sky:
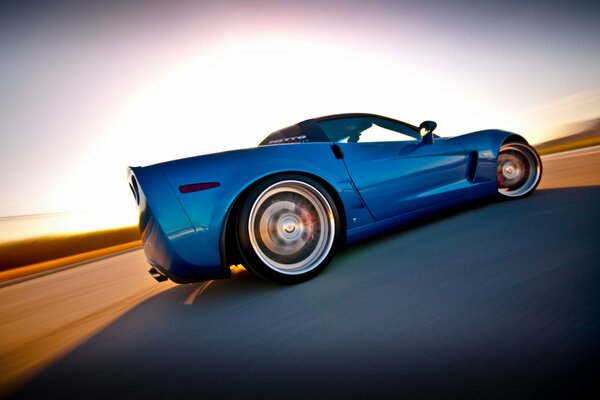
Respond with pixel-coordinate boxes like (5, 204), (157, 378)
(1, 0), (599, 241)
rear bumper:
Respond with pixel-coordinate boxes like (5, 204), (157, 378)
(128, 167), (230, 283)
(141, 205), (230, 283)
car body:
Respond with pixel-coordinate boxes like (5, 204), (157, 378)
(128, 113), (542, 284)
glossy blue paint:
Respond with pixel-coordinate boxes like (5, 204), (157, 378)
(338, 138), (470, 220)
(127, 114), (527, 283)
(128, 165), (224, 282)
(452, 129), (520, 199)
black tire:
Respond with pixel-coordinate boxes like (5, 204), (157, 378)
(237, 174), (341, 284)
(497, 142), (542, 198)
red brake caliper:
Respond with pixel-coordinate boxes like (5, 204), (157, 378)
(297, 204), (314, 241)
(497, 162), (504, 187)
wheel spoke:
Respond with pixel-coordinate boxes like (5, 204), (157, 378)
(248, 180), (335, 275)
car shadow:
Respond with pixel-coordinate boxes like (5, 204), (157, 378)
(10, 186), (600, 399)
(326, 185), (599, 273)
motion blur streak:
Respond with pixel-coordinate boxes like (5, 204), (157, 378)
(538, 146), (600, 189)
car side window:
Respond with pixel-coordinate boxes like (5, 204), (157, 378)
(351, 122), (417, 143)
(319, 117), (419, 144)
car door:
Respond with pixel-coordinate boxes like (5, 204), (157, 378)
(319, 116), (471, 221)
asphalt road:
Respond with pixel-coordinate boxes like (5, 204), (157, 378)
(2, 147), (600, 399)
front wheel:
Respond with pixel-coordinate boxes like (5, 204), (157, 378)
(238, 176), (340, 284)
(497, 142), (542, 198)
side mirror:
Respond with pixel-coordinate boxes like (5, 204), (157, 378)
(419, 120), (437, 145)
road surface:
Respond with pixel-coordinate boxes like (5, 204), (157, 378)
(1, 147), (599, 399)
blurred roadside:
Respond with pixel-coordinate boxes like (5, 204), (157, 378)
(0, 227), (140, 283)
(534, 117), (600, 155)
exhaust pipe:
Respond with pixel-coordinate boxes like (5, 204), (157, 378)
(148, 267), (168, 282)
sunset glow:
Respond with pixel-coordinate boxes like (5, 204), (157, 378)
(1, 0), (599, 241)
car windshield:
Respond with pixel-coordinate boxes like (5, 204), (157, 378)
(318, 116), (420, 143)
(258, 114), (422, 146)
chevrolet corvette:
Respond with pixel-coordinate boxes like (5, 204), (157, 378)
(128, 113), (542, 284)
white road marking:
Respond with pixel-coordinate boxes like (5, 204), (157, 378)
(183, 280), (213, 306)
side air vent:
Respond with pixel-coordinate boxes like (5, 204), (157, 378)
(468, 151), (478, 183)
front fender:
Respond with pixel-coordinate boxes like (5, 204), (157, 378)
(451, 129), (526, 198)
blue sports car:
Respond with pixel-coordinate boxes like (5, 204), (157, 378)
(128, 113), (542, 284)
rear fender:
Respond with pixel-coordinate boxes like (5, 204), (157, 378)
(159, 143), (374, 263)
(129, 166), (226, 280)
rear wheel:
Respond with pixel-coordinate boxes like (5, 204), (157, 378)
(497, 142), (542, 198)
(238, 175), (340, 284)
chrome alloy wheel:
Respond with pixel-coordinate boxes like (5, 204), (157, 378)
(497, 143), (542, 197)
(247, 180), (335, 275)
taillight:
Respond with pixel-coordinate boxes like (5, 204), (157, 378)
(179, 182), (221, 193)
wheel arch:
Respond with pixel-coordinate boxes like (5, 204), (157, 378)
(501, 133), (529, 147)
(496, 135), (543, 199)
(220, 171), (347, 270)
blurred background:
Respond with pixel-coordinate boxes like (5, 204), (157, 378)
(1, 0), (599, 253)
(2, 2), (600, 397)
